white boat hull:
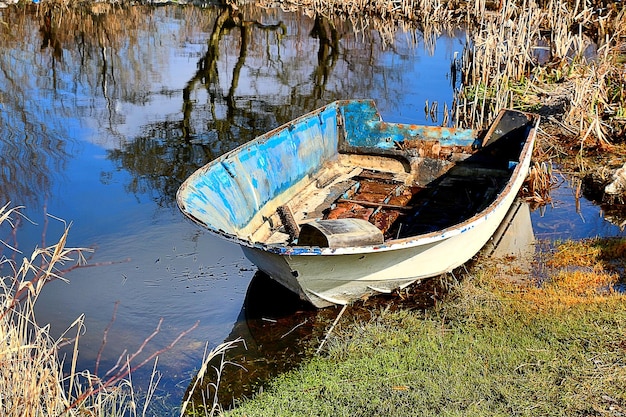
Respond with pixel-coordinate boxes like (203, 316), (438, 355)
(241, 156), (528, 308)
(177, 100), (539, 308)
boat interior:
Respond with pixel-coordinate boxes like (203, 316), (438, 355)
(259, 118), (530, 247)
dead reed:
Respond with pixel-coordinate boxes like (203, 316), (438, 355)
(259, 0), (626, 146)
(522, 160), (558, 206)
(2, 204), (88, 415)
(179, 339), (244, 417)
(448, 0), (626, 145)
(0, 203), (208, 416)
(0, 204), (137, 416)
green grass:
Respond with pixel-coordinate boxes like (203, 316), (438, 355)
(226, 263), (626, 417)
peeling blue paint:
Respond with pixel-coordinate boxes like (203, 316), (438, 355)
(177, 100), (535, 252)
(178, 102), (341, 234)
(339, 100), (477, 150)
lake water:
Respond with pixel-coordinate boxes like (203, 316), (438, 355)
(1, 3), (624, 413)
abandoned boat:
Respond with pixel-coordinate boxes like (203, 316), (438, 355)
(177, 99), (540, 308)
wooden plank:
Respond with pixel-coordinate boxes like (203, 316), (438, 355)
(337, 198), (413, 210)
(356, 170), (398, 182)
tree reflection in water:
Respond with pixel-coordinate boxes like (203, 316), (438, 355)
(0, 3), (458, 209)
(106, 4), (435, 207)
(0, 6), (71, 207)
(111, 5), (347, 206)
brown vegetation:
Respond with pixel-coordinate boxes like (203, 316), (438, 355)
(261, 0), (626, 146)
(0, 204), (203, 416)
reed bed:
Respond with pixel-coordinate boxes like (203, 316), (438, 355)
(438, 0), (624, 146)
(258, 0), (626, 147)
(455, 0), (539, 127)
(258, 0), (462, 47)
(0, 203), (138, 416)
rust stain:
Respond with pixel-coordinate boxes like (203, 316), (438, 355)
(324, 171), (420, 236)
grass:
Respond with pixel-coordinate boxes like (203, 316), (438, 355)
(225, 238), (626, 416)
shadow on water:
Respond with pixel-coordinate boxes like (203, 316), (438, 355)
(191, 272), (330, 409)
(190, 269), (450, 410)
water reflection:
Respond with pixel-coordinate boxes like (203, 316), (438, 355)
(0, 6), (72, 206)
(193, 272), (331, 409)
(533, 177), (626, 240)
(487, 199), (536, 259)
(105, 4), (462, 206)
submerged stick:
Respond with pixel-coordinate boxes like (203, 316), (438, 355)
(316, 304), (348, 355)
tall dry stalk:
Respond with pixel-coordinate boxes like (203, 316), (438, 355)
(0, 204), (90, 416)
(456, 0), (542, 127)
(179, 338), (244, 417)
(0, 204), (179, 416)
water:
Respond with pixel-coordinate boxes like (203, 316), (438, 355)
(0, 3), (624, 413)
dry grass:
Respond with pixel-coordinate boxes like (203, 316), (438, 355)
(0, 203), (237, 416)
(489, 237), (626, 312)
(0, 203), (137, 416)
(547, 237), (626, 268)
(179, 339), (243, 417)
(494, 267), (620, 311)
(521, 161), (558, 206)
